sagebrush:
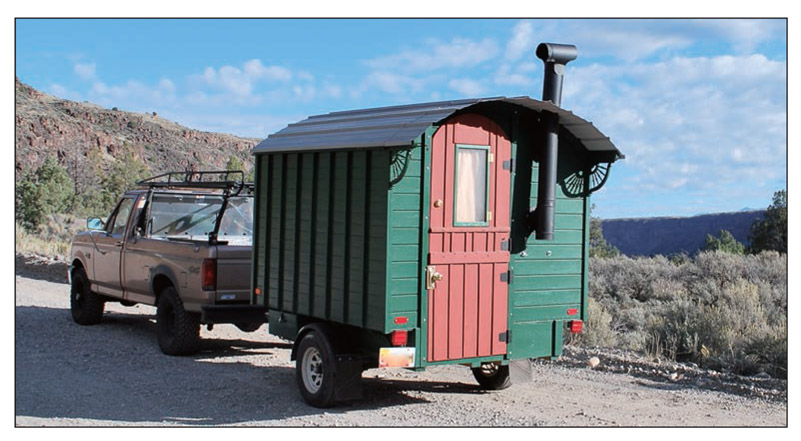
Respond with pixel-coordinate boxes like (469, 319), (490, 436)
(577, 251), (787, 378)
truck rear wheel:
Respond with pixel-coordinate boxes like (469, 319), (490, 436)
(156, 286), (201, 355)
(472, 363), (512, 390)
(296, 331), (337, 408)
(70, 268), (105, 325)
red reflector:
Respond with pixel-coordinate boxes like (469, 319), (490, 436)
(569, 320), (583, 334)
(390, 330), (408, 346)
(567, 308), (578, 316)
(254, 288), (262, 295)
(202, 258), (217, 291)
(393, 316), (408, 325)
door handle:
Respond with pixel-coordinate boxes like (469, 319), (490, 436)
(426, 265), (443, 290)
(115, 241), (124, 247)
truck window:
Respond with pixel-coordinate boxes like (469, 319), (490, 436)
(147, 193), (253, 245)
(218, 196), (253, 245)
(108, 198), (135, 236)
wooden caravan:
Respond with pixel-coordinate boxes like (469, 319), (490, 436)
(250, 43), (623, 407)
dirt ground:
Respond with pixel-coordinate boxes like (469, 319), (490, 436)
(14, 258), (787, 427)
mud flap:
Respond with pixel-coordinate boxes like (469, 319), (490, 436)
(509, 359), (533, 384)
(333, 355), (364, 401)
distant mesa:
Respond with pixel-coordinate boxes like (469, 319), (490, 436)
(601, 210), (766, 256)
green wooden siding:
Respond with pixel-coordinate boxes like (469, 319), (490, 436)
(508, 145), (589, 360)
(385, 146), (423, 331)
(253, 149), (390, 339)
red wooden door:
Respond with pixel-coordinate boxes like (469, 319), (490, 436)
(427, 113), (512, 362)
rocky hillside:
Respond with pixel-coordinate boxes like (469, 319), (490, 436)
(15, 77), (260, 180)
(601, 210), (766, 256)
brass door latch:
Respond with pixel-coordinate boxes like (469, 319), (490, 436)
(426, 265), (443, 290)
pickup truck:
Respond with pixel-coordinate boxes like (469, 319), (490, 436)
(68, 171), (266, 355)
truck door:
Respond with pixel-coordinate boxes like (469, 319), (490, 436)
(92, 196), (136, 298)
(426, 113), (512, 362)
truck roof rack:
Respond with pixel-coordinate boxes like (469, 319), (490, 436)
(137, 171), (253, 192)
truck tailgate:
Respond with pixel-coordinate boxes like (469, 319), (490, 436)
(215, 245), (252, 302)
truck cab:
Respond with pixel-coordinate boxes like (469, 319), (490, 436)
(69, 171), (265, 355)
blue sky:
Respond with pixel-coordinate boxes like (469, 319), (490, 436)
(14, 18), (787, 219)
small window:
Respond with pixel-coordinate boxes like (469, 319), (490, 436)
(109, 198), (135, 236)
(454, 145), (489, 225)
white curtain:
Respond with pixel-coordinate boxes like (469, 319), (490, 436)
(455, 148), (487, 223)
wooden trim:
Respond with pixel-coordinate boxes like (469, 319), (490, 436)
(429, 251), (510, 264)
(429, 226), (510, 234)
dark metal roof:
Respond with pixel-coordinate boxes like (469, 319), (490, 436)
(253, 96), (622, 160)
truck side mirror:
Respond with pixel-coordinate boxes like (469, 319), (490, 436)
(87, 218), (104, 230)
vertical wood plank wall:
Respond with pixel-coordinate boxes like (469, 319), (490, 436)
(385, 146), (424, 332)
(254, 150), (390, 334)
(508, 146), (588, 359)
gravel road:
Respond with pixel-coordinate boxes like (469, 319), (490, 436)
(14, 256), (787, 427)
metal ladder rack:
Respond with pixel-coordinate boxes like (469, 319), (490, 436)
(137, 170), (251, 191)
(136, 170), (253, 244)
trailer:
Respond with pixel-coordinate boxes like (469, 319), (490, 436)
(250, 43), (623, 407)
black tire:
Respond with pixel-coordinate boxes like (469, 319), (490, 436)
(234, 322), (262, 333)
(295, 331), (337, 408)
(70, 268), (105, 325)
(156, 286), (201, 355)
(472, 363), (512, 390)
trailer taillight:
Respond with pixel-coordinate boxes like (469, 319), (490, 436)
(202, 258), (217, 291)
(390, 330), (408, 347)
(569, 320), (583, 334)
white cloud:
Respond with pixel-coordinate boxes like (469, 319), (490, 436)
(697, 19), (786, 54)
(358, 71), (427, 96)
(88, 78), (177, 109)
(365, 37), (499, 73)
(48, 83), (82, 101)
(505, 20), (535, 61)
(566, 53), (786, 212)
(74, 62), (96, 80)
(448, 78), (486, 96)
(197, 59), (293, 100)
(242, 59), (292, 81)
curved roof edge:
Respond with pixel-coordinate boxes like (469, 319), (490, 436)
(252, 96), (623, 161)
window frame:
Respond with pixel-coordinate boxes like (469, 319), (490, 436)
(452, 143), (491, 227)
(106, 197), (135, 236)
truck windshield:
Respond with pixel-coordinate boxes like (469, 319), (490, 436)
(148, 193), (253, 245)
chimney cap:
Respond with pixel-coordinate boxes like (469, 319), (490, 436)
(536, 43), (578, 65)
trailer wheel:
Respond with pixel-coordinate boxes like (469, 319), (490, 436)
(472, 363), (512, 390)
(70, 268), (105, 325)
(156, 286), (201, 355)
(296, 331), (337, 408)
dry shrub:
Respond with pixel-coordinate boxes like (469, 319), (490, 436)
(14, 214), (82, 259)
(585, 251), (787, 378)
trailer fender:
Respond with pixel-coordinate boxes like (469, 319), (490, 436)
(290, 322), (337, 361)
(292, 322), (365, 403)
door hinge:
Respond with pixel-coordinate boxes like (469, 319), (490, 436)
(488, 152), (494, 163)
(487, 211), (492, 222)
(500, 269), (513, 284)
(502, 158), (515, 172)
(499, 330), (511, 343)
(500, 239), (510, 251)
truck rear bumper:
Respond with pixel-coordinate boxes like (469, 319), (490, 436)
(200, 304), (268, 324)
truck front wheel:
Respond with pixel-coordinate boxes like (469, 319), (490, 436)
(70, 268), (105, 325)
(472, 363), (512, 390)
(296, 331), (337, 408)
(156, 286), (201, 355)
